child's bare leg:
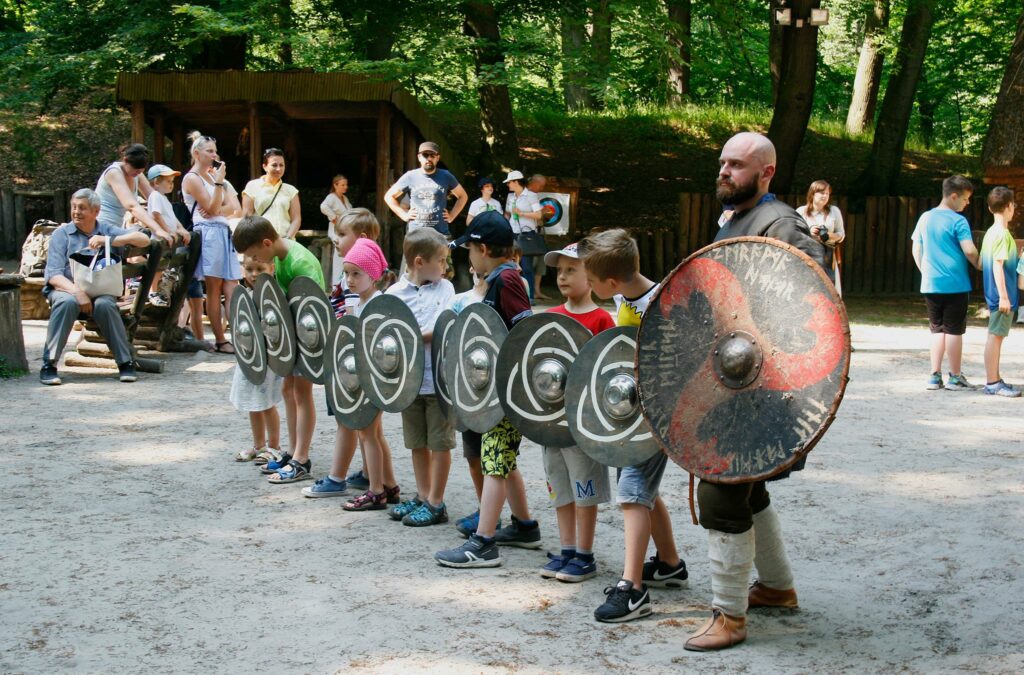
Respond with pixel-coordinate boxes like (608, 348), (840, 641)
(263, 405), (280, 449)
(290, 376), (315, 463)
(556, 503), (577, 548)
(282, 377), (297, 455)
(985, 333), (1005, 382)
(622, 504), (652, 587)
(150, 270), (163, 295)
(477, 475), (507, 537)
(411, 447), (430, 498)
(205, 277), (228, 343)
(248, 411), (266, 449)
(189, 297), (205, 339)
(376, 422), (396, 486)
(427, 450), (451, 507)
(468, 457), (484, 500)
(361, 413), (385, 493)
(577, 504), (598, 553)
(331, 424), (358, 478)
(650, 496), (681, 565)
(946, 334), (964, 374)
(505, 468), (532, 521)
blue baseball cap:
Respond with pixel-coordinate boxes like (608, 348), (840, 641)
(450, 210), (515, 249)
(146, 164), (180, 181)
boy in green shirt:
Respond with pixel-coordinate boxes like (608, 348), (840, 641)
(233, 216), (327, 480)
(980, 187), (1021, 397)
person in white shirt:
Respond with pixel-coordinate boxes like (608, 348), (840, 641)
(503, 170), (545, 300)
(321, 174), (353, 287)
(467, 177), (503, 224)
(795, 180), (845, 291)
(145, 164), (191, 306)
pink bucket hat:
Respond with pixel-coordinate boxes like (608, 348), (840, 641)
(345, 238), (388, 281)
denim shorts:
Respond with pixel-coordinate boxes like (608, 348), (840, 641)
(187, 278), (204, 299)
(616, 451), (668, 510)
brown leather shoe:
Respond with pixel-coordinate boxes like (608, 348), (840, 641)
(684, 609), (747, 652)
(748, 581), (798, 608)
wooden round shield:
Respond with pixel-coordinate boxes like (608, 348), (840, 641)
(432, 309), (466, 432)
(637, 236), (851, 484)
(287, 276), (331, 384)
(255, 273), (297, 377)
(445, 303), (508, 434)
(497, 313), (592, 447)
(565, 326), (660, 468)
(355, 294), (425, 413)
(228, 286), (267, 385)
(324, 314), (379, 430)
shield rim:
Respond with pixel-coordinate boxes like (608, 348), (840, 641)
(287, 276), (332, 385)
(636, 235), (852, 484)
(354, 294), (425, 413)
(445, 303), (508, 434)
(324, 313), (380, 430)
(431, 309), (465, 432)
(255, 273), (297, 377)
(229, 286), (268, 385)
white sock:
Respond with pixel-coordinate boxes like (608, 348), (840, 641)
(752, 505), (794, 590)
(708, 528), (754, 617)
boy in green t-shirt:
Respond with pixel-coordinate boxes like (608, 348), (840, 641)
(233, 216), (327, 480)
(980, 187), (1021, 397)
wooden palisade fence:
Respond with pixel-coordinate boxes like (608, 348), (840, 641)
(0, 188), (70, 258)
(629, 193), (994, 296)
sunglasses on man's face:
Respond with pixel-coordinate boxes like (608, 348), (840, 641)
(420, 152), (439, 159)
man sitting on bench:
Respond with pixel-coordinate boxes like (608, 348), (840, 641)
(40, 188), (150, 385)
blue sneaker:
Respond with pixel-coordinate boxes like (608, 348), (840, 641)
(346, 469), (369, 490)
(435, 534), (501, 568)
(540, 552), (572, 579)
(984, 380), (1021, 397)
(945, 373), (977, 391)
(556, 557), (598, 583)
(403, 502), (449, 527)
(925, 372), (943, 390)
(260, 452), (292, 474)
(456, 510), (502, 538)
(302, 476), (348, 498)
(388, 496), (423, 521)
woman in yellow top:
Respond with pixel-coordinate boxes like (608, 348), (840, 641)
(242, 148), (301, 238)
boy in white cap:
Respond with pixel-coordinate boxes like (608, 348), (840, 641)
(145, 164), (190, 305)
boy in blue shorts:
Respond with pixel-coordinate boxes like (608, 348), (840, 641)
(579, 229), (688, 622)
(980, 187), (1021, 397)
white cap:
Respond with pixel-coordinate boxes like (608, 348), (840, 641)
(502, 170), (525, 183)
(543, 242), (581, 267)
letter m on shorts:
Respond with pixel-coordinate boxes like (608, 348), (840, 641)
(575, 480), (595, 499)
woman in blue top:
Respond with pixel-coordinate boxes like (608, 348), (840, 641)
(94, 143), (174, 245)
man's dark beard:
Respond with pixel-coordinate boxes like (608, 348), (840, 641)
(716, 174), (760, 206)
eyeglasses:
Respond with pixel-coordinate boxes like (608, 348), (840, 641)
(419, 152), (439, 158)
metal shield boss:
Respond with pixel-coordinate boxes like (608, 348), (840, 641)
(229, 286), (267, 385)
(324, 314), (379, 430)
(255, 273), (297, 378)
(355, 294), (425, 413)
(287, 276), (332, 384)
(431, 309), (466, 432)
(496, 313), (591, 447)
(564, 326), (660, 467)
(637, 236), (851, 484)
(445, 303), (508, 434)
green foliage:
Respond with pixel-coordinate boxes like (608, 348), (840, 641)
(0, 354), (26, 379)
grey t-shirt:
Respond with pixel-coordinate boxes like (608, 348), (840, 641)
(393, 168), (460, 235)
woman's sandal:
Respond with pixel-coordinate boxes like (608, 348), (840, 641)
(343, 490), (388, 511)
(267, 459), (311, 484)
(214, 341), (235, 354)
(235, 446), (262, 462)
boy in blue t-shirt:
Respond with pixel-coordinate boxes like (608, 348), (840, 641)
(910, 175), (981, 391)
(979, 187), (1021, 397)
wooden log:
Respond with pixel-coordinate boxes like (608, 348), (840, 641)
(895, 197), (910, 294)
(652, 228), (665, 281)
(64, 352), (117, 370)
(678, 193), (690, 256)
(863, 196), (878, 294)
(375, 102), (392, 228)
(77, 339), (114, 358)
(0, 282), (28, 373)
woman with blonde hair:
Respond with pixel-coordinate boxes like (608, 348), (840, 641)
(796, 180), (845, 293)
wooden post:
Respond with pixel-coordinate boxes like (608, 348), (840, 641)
(249, 102), (262, 181)
(0, 275), (29, 373)
(13, 194), (25, 253)
(405, 121), (418, 171)
(52, 190), (68, 224)
(172, 123), (184, 172)
(0, 188), (14, 256)
(153, 113), (166, 164)
(390, 113), (404, 187)
(376, 103), (393, 229)
(131, 100), (145, 145)
(284, 122), (298, 184)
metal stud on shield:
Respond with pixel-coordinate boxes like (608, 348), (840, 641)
(636, 236), (851, 484)
(445, 303), (508, 434)
(228, 286), (267, 385)
(287, 276), (331, 384)
(324, 314), (379, 430)
(496, 313), (591, 447)
(564, 326), (660, 467)
(354, 294), (425, 413)
(255, 273), (297, 377)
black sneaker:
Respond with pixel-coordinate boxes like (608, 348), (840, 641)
(493, 515), (542, 549)
(435, 534), (502, 568)
(118, 362), (138, 383)
(39, 363), (61, 386)
(642, 553), (689, 589)
(594, 579), (652, 623)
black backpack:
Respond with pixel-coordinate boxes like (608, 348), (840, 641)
(173, 170), (198, 231)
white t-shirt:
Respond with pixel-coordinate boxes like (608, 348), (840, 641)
(386, 275), (456, 395)
(352, 290), (382, 318)
(505, 189), (542, 234)
(147, 190), (182, 235)
(796, 204), (845, 239)
(468, 197), (502, 219)
(613, 283), (659, 327)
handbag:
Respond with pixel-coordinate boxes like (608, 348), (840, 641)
(517, 230), (548, 256)
(70, 238), (124, 298)
(173, 171), (199, 231)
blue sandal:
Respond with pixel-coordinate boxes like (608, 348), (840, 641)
(267, 459), (311, 484)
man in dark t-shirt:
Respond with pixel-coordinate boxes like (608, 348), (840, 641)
(385, 141), (468, 237)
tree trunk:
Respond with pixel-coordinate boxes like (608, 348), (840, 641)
(190, 35), (247, 70)
(767, 0), (821, 194)
(590, 0), (613, 109)
(666, 0), (692, 105)
(561, 8), (595, 110)
(982, 9), (1024, 168)
(857, 0), (936, 195)
(917, 73), (938, 149)
(278, 0), (293, 66)
(464, 1), (520, 173)
(769, 4), (785, 104)
(845, 0), (890, 134)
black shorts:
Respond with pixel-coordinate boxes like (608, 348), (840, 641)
(924, 292), (969, 335)
(697, 480), (771, 533)
(461, 430), (482, 460)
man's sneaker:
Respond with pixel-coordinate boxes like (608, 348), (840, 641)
(493, 515), (542, 549)
(926, 372), (943, 390)
(642, 554), (689, 589)
(456, 510), (480, 538)
(39, 363), (61, 386)
(435, 534), (501, 568)
(388, 496), (422, 521)
(301, 476), (348, 498)
(403, 502), (449, 527)
(540, 552), (572, 579)
(945, 373), (976, 391)
(118, 362), (138, 383)
(984, 380), (1022, 398)
(346, 469), (369, 490)
(594, 579), (652, 623)
(556, 557), (598, 583)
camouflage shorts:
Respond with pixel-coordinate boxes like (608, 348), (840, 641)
(480, 417), (522, 478)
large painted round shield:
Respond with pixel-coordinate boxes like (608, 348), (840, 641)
(445, 303), (508, 434)
(637, 236), (851, 484)
(287, 276), (331, 384)
(228, 286), (267, 385)
(565, 326), (660, 468)
(324, 314), (379, 430)
(255, 273), (297, 377)
(432, 309), (465, 432)
(497, 313), (592, 447)
(355, 294), (425, 413)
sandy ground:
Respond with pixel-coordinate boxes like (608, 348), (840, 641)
(3, 315), (1024, 674)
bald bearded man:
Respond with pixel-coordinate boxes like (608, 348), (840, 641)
(684, 133), (826, 652)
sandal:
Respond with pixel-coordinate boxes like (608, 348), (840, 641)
(235, 446), (262, 462)
(385, 484), (402, 505)
(260, 452), (292, 474)
(267, 459), (312, 484)
(253, 447), (283, 466)
(214, 341), (235, 354)
(343, 490), (388, 511)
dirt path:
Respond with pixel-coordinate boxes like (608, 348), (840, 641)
(3, 319), (1023, 673)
